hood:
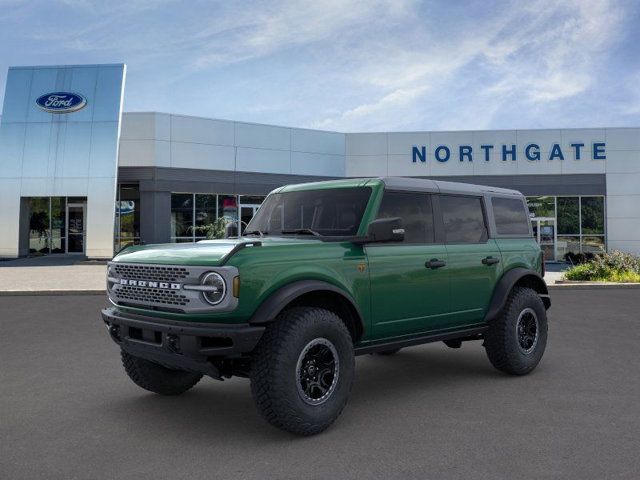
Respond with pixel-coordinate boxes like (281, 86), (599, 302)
(112, 236), (321, 266)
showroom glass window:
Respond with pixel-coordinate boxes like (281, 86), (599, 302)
(526, 195), (606, 257)
(170, 193), (266, 242)
(114, 184), (140, 252)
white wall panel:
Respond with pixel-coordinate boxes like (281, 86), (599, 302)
(291, 152), (343, 176)
(606, 128), (640, 151)
(605, 195), (640, 219)
(387, 132), (429, 155)
(345, 154), (387, 177)
(236, 147), (290, 174)
(21, 122), (54, 178)
(345, 133), (387, 156)
(388, 153), (430, 177)
(0, 179), (20, 257)
(120, 113), (157, 140)
(0, 123), (26, 177)
(235, 122), (290, 150)
(61, 122), (92, 178)
(170, 142), (235, 170)
(604, 150), (640, 173)
(171, 115), (234, 145)
(560, 128), (606, 154)
(291, 128), (344, 155)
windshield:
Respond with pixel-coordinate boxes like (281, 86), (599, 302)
(245, 187), (372, 237)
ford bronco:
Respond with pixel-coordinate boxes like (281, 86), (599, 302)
(102, 177), (550, 435)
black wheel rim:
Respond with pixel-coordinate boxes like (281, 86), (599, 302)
(295, 338), (339, 405)
(516, 307), (539, 355)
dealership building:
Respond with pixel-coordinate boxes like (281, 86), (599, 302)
(1, 63), (639, 260)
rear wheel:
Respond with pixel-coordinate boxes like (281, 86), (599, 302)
(484, 287), (548, 375)
(121, 351), (202, 395)
(250, 307), (354, 435)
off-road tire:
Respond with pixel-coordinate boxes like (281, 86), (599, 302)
(250, 307), (355, 436)
(121, 351), (202, 395)
(376, 348), (402, 356)
(484, 286), (548, 375)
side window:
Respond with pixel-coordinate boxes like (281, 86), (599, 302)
(492, 197), (530, 235)
(440, 195), (487, 244)
(376, 191), (434, 243)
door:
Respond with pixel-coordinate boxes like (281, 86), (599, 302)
(531, 217), (556, 260)
(438, 195), (503, 327)
(66, 203), (86, 254)
(366, 191), (450, 340)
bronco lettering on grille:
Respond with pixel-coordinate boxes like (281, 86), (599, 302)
(119, 279), (181, 290)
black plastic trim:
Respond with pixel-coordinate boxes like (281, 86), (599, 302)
(484, 267), (551, 323)
(249, 280), (366, 339)
(354, 325), (487, 355)
(102, 307), (265, 376)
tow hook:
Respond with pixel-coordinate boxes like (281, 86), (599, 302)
(167, 334), (180, 353)
(107, 324), (121, 342)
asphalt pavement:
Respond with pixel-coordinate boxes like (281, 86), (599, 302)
(1, 290), (639, 479)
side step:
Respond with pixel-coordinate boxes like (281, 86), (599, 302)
(354, 326), (487, 356)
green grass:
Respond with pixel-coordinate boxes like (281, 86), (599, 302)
(564, 265), (640, 282)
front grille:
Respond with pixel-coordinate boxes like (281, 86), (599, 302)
(114, 285), (190, 307)
(112, 264), (189, 283)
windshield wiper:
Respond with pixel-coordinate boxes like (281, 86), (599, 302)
(281, 228), (322, 237)
(243, 229), (268, 237)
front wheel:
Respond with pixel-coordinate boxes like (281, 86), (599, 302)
(484, 287), (548, 375)
(250, 307), (355, 435)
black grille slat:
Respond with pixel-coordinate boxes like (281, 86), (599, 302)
(111, 263), (192, 308)
(113, 264), (189, 283)
(115, 285), (190, 306)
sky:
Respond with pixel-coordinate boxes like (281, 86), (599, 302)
(0, 0), (638, 132)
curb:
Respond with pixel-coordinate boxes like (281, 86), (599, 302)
(549, 282), (640, 289)
(0, 290), (106, 296)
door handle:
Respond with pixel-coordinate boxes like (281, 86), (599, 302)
(425, 259), (446, 269)
(482, 256), (500, 266)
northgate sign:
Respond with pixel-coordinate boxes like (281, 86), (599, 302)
(412, 142), (606, 163)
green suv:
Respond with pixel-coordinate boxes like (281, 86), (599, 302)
(102, 177), (550, 435)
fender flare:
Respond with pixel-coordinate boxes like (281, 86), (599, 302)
(249, 280), (366, 339)
(485, 268), (551, 322)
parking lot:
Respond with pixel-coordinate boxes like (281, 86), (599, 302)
(1, 289), (639, 479)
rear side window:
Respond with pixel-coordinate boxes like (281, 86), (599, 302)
(492, 197), (530, 235)
(440, 195), (487, 244)
(376, 191), (434, 243)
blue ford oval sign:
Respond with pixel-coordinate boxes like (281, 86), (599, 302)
(35, 92), (87, 114)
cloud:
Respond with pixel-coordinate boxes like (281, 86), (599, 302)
(0, 0), (635, 131)
(314, 0), (626, 131)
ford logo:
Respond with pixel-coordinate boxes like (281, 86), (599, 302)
(35, 92), (87, 114)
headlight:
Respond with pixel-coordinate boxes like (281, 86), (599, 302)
(201, 272), (226, 305)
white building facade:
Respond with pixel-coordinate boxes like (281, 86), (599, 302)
(1, 64), (639, 260)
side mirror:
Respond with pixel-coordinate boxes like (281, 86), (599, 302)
(364, 217), (404, 243)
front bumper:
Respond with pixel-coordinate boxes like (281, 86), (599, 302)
(101, 307), (265, 378)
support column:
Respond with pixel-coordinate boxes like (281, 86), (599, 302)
(139, 189), (171, 245)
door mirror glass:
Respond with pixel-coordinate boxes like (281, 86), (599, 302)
(365, 217), (405, 243)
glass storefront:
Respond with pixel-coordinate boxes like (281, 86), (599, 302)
(526, 196), (605, 261)
(170, 193), (265, 242)
(114, 184), (140, 252)
(27, 197), (87, 255)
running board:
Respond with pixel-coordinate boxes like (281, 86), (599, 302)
(354, 326), (488, 356)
